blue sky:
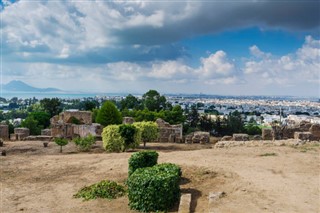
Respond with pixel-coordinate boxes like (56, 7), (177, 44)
(1, 0), (319, 96)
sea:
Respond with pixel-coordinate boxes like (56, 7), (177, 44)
(0, 92), (131, 99)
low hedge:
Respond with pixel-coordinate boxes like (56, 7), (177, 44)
(128, 151), (159, 176)
(127, 163), (181, 212)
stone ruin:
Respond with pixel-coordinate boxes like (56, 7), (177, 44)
(261, 122), (320, 141)
(155, 118), (183, 143)
(11, 128), (30, 141)
(0, 124), (9, 140)
(232, 134), (249, 141)
(185, 131), (210, 144)
(50, 111), (102, 139)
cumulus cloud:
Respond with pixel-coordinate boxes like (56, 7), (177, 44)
(1, 0), (319, 64)
(244, 36), (320, 84)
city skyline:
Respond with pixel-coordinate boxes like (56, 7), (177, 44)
(1, 0), (319, 97)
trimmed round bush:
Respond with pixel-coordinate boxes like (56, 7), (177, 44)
(128, 151), (159, 176)
(102, 125), (124, 152)
(127, 163), (181, 212)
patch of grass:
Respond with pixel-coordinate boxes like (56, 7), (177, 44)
(291, 143), (320, 153)
(259, 152), (277, 157)
(74, 180), (127, 201)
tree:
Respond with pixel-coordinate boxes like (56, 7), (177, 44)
(187, 105), (199, 128)
(134, 121), (159, 147)
(199, 114), (214, 132)
(96, 101), (122, 126)
(163, 105), (185, 125)
(21, 117), (41, 135)
(142, 90), (167, 112)
(29, 111), (51, 129)
(83, 101), (98, 111)
(40, 98), (62, 117)
(120, 94), (142, 110)
(54, 138), (68, 153)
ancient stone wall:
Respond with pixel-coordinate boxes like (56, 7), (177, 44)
(0, 125), (9, 140)
(41, 129), (52, 136)
(14, 128), (30, 140)
(233, 134), (249, 141)
(309, 124), (320, 140)
(59, 111), (92, 125)
(155, 118), (182, 143)
(294, 132), (313, 141)
(262, 128), (273, 140)
(73, 123), (102, 138)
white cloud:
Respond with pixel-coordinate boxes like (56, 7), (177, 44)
(198, 51), (236, 78)
(244, 36), (320, 85)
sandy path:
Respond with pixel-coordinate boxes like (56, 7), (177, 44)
(0, 141), (319, 213)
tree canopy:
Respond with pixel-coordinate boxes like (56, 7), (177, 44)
(96, 101), (122, 126)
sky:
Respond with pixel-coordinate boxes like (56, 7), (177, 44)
(0, 0), (320, 97)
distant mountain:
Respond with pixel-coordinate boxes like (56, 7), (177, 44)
(3, 80), (61, 92)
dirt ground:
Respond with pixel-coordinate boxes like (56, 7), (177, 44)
(0, 140), (319, 213)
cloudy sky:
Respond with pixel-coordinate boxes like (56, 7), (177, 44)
(1, 0), (319, 96)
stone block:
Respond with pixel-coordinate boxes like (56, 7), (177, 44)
(41, 129), (52, 136)
(221, 135), (232, 141)
(294, 132), (313, 141)
(309, 124), (320, 141)
(233, 134), (249, 141)
(178, 193), (191, 213)
(262, 128), (273, 140)
(14, 128), (30, 140)
(0, 125), (9, 140)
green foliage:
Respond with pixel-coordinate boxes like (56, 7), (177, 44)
(259, 152), (277, 157)
(128, 151), (159, 176)
(102, 125), (124, 152)
(74, 180), (127, 201)
(244, 124), (262, 135)
(29, 111), (51, 128)
(83, 101), (98, 111)
(96, 101), (122, 126)
(119, 124), (137, 151)
(40, 98), (62, 117)
(21, 116), (41, 135)
(73, 134), (96, 152)
(133, 121), (159, 147)
(54, 137), (68, 153)
(142, 90), (167, 112)
(127, 163), (181, 212)
(187, 105), (199, 128)
(199, 114), (214, 132)
(120, 94), (142, 110)
(102, 124), (141, 152)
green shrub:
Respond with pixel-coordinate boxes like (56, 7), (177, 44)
(73, 134), (96, 152)
(74, 180), (126, 201)
(102, 125), (124, 152)
(133, 121), (159, 147)
(127, 163), (181, 212)
(128, 151), (159, 176)
(119, 124), (138, 151)
(102, 124), (141, 152)
(54, 137), (68, 153)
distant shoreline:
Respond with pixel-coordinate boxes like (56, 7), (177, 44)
(0, 92), (318, 102)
